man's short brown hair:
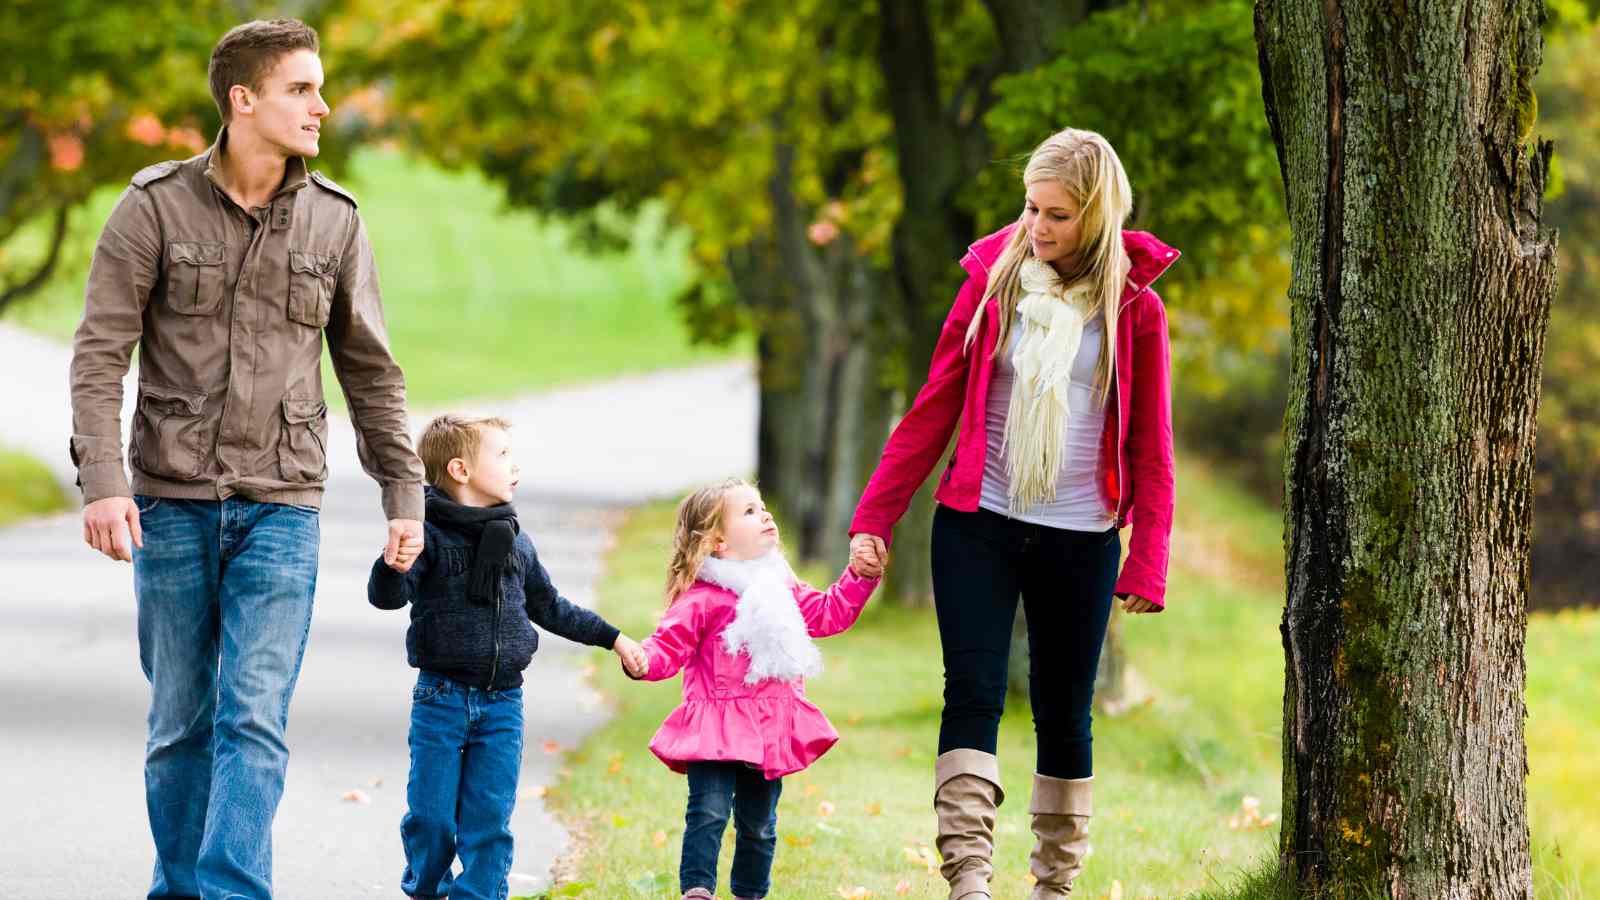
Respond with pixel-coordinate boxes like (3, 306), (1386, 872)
(417, 414), (513, 487)
(209, 18), (320, 123)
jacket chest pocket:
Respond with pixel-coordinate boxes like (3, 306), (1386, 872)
(287, 250), (338, 328)
(165, 242), (226, 316)
(277, 397), (328, 483)
(130, 383), (210, 481)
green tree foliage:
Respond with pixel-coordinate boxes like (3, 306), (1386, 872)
(0, 1), (229, 312)
(1531, 16), (1600, 609)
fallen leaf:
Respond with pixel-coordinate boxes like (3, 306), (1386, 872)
(784, 834), (815, 848)
(652, 830), (667, 848)
(607, 753), (624, 774)
(864, 802), (883, 816)
(1109, 879), (1124, 900)
(367, 776), (384, 789)
(340, 789), (371, 804)
(818, 800), (836, 817)
(543, 739), (562, 755)
(895, 880), (911, 895)
(836, 887), (873, 899)
(803, 783), (820, 797)
(611, 814), (628, 828)
(519, 785), (547, 800)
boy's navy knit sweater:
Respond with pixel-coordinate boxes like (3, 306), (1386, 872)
(368, 487), (620, 691)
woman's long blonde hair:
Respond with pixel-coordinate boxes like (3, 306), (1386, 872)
(964, 128), (1134, 402)
(664, 478), (750, 604)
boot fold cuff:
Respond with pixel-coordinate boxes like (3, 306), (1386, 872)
(1029, 773), (1093, 816)
(935, 748), (1005, 804)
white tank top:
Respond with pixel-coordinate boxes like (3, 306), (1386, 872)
(978, 316), (1115, 531)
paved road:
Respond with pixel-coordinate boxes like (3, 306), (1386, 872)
(0, 325), (755, 898)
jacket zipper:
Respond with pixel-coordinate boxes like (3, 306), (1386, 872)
(487, 592), (503, 689)
(1112, 284), (1143, 527)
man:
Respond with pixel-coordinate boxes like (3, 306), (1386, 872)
(68, 18), (424, 899)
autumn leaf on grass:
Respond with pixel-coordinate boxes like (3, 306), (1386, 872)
(518, 785), (547, 800)
(607, 752), (624, 774)
(803, 783), (820, 797)
(611, 814), (629, 828)
(902, 845), (939, 875)
(818, 800), (836, 817)
(1225, 796), (1279, 831)
(1107, 879), (1124, 900)
(895, 881), (911, 896)
(836, 887), (873, 899)
(341, 789), (371, 804)
(864, 802), (883, 816)
(652, 830), (667, 848)
(542, 739), (562, 755)
(784, 834), (815, 848)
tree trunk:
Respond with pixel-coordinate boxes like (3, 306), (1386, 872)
(732, 145), (894, 566)
(1254, 0), (1557, 893)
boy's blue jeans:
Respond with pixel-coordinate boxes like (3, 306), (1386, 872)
(131, 495), (320, 900)
(401, 671), (524, 900)
(680, 761), (783, 898)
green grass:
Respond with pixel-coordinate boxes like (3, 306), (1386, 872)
(0, 446), (72, 526)
(539, 461), (1599, 899)
(3, 149), (739, 406)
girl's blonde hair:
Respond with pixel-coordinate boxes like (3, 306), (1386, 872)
(965, 128), (1134, 401)
(665, 478), (751, 604)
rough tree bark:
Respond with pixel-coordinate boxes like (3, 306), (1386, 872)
(1254, 0), (1557, 893)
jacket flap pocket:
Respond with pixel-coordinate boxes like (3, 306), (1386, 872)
(169, 241), (225, 266)
(140, 382), (206, 415)
(282, 397), (326, 424)
(289, 250), (339, 277)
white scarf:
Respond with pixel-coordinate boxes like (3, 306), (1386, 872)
(697, 551), (822, 685)
(1004, 257), (1095, 514)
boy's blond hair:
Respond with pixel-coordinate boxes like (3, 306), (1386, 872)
(417, 414), (513, 486)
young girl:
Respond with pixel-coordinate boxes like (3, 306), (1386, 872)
(633, 479), (882, 900)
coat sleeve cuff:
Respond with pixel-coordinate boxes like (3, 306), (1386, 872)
(1114, 564), (1167, 609)
(77, 460), (131, 505)
(380, 481), (425, 521)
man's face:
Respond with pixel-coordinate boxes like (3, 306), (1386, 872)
(239, 48), (328, 157)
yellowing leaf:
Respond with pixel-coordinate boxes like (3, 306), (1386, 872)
(895, 880), (911, 895)
(652, 829), (667, 847)
(836, 888), (873, 899)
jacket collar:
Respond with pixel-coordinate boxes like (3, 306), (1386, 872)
(961, 222), (1181, 297)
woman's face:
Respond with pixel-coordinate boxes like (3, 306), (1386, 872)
(1023, 180), (1084, 271)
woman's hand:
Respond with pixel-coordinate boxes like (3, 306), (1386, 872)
(1120, 594), (1160, 614)
(849, 533), (888, 578)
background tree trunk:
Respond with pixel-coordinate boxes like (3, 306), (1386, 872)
(732, 144), (894, 565)
(1255, 0), (1557, 893)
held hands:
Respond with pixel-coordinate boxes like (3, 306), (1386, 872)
(83, 496), (143, 562)
(613, 634), (649, 678)
(849, 533), (888, 579)
(385, 518), (424, 573)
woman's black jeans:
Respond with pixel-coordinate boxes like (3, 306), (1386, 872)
(931, 503), (1121, 779)
(680, 761), (783, 897)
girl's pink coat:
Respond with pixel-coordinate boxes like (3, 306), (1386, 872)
(849, 224), (1179, 607)
(640, 566), (878, 780)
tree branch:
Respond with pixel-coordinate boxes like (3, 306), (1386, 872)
(0, 204), (71, 316)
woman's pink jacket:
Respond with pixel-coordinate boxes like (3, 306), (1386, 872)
(849, 223), (1179, 607)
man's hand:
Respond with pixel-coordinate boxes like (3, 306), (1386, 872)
(613, 634), (649, 679)
(384, 518), (424, 573)
(849, 533), (888, 579)
(83, 496), (143, 562)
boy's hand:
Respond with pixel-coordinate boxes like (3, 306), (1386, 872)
(849, 533), (887, 579)
(613, 634), (649, 678)
(385, 518), (424, 573)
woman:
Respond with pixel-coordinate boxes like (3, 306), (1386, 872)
(849, 128), (1177, 899)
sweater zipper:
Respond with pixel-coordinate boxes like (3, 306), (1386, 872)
(487, 594), (503, 689)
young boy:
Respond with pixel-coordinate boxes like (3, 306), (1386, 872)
(369, 413), (648, 900)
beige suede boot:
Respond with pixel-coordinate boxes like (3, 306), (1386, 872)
(933, 749), (1006, 900)
(1027, 773), (1094, 897)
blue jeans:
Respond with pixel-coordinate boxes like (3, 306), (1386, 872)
(401, 671), (524, 900)
(131, 495), (320, 900)
(680, 762), (783, 898)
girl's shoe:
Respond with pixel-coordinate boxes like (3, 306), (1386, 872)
(682, 889), (715, 900)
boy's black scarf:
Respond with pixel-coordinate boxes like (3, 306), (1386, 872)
(426, 488), (519, 606)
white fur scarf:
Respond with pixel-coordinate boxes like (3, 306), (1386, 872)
(697, 551), (822, 685)
(1005, 257), (1094, 514)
